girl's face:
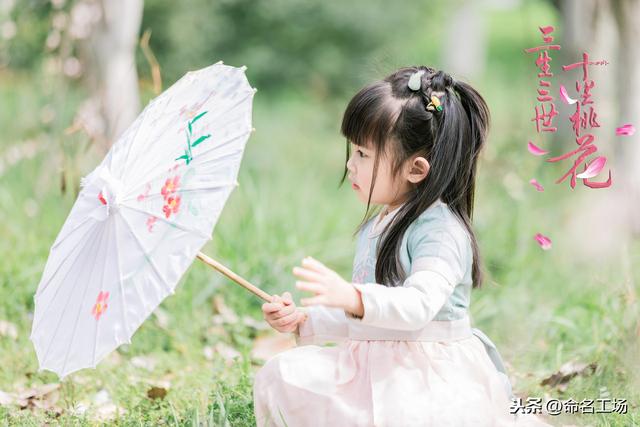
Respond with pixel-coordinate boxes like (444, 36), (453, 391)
(346, 142), (410, 209)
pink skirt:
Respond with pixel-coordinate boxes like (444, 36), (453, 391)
(253, 317), (553, 426)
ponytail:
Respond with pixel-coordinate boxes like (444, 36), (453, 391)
(341, 66), (491, 289)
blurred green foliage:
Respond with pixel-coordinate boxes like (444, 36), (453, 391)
(140, 0), (427, 95)
(2, 0), (51, 69)
(4, 0), (439, 96)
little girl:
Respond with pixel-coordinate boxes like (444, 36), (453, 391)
(253, 66), (552, 426)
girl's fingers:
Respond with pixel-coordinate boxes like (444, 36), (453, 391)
(296, 311), (308, 324)
(302, 256), (334, 275)
(262, 301), (283, 313)
(271, 302), (296, 319)
(281, 291), (293, 305)
(292, 266), (325, 283)
(295, 281), (325, 294)
(276, 310), (301, 327)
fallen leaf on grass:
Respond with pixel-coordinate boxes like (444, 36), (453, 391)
(242, 315), (270, 331)
(0, 320), (18, 340)
(0, 390), (14, 406)
(250, 333), (297, 363)
(106, 349), (123, 366)
(93, 402), (126, 422)
(147, 386), (167, 400)
(0, 383), (63, 416)
(540, 360), (597, 389)
(92, 389), (127, 422)
(206, 324), (230, 340)
(153, 307), (171, 330)
(212, 295), (239, 323)
(203, 342), (241, 364)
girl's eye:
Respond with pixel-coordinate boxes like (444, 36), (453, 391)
(357, 150), (366, 158)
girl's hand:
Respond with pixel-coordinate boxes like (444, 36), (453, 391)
(261, 291), (307, 333)
(293, 256), (364, 317)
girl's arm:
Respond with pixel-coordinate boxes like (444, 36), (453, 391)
(344, 226), (469, 330)
(293, 305), (349, 346)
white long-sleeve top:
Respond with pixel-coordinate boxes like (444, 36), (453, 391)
(295, 198), (474, 346)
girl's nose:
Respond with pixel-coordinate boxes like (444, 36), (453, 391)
(346, 155), (355, 172)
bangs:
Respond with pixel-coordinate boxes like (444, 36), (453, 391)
(340, 81), (400, 150)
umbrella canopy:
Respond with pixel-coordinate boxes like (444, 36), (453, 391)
(30, 61), (257, 379)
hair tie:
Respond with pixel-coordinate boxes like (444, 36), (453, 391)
(426, 91), (444, 112)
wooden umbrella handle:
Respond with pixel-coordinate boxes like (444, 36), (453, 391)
(196, 251), (310, 323)
(196, 251), (273, 302)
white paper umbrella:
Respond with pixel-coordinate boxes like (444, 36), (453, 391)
(30, 61), (272, 379)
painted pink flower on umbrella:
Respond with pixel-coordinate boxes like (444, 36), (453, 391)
(92, 291), (109, 321)
(146, 216), (158, 232)
(161, 176), (181, 199)
(534, 233), (552, 250)
(137, 183), (152, 202)
(163, 195), (181, 218)
(98, 191), (107, 205)
(160, 175), (182, 219)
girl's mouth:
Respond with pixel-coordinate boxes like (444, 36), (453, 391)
(351, 182), (359, 190)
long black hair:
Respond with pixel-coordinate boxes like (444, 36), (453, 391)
(339, 66), (490, 289)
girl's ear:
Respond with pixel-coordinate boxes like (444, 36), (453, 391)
(406, 156), (430, 184)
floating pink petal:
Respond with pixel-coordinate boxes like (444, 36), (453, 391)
(559, 85), (577, 105)
(576, 156), (606, 179)
(539, 26), (554, 35)
(534, 233), (552, 250)
(529, 178), (544, 192)
(615, 123), (635, 136)
(528, 141), (549, 156)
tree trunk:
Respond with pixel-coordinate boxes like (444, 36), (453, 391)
(611, 0), (640, 235)
(80, 0), (144, 153)
(442, 1), (487, 80)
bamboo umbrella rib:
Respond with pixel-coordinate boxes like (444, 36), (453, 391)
(50, 215), (94, 251)
(128, 89), (254, 186)
(120, 92), (171, 184)
(115, 215), (149, 335)
(61, 219), (110, 376)
(32, 225), (102, 336)
(113, 217), (132, 344)
(118, 212), (175, 296)
(35, 217), (99, 300)
(41, 225), (105, 369)
(122, 132), (248, 201)
(92, 218), (115, 367)
(121, 180), (237, 204)
(119, 203), (210, 241)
